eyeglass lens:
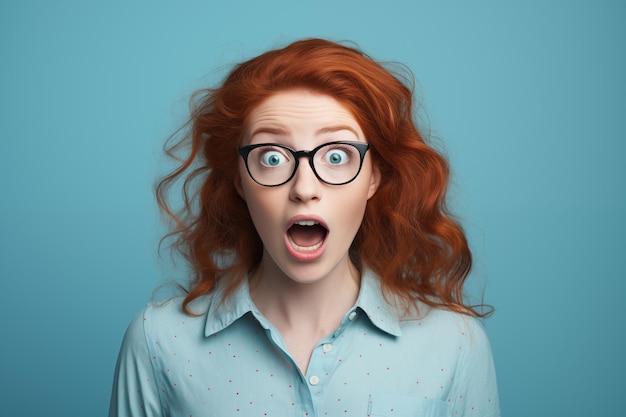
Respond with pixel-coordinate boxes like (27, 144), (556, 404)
(244, 142), (366, 186)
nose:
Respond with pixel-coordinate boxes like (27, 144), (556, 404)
(289, 158), (321, 202)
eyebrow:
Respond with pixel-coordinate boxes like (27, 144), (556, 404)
(248, 126), (289, 138)
(315, 125), (360, 137)
(249, 125), (360, 139)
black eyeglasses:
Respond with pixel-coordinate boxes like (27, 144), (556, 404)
(238, 141), (370, 187)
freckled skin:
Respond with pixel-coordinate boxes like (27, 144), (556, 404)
(236, 89), (380, 289)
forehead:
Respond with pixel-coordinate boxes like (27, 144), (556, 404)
(245, 90), (364, 142)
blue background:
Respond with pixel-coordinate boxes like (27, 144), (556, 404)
(1, 1), (624, 416)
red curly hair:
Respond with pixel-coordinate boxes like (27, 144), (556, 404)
(157, 38), (489, 317)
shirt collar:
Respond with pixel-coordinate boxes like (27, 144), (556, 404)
(204, 268), (403, 338)
(204, 279), (262, 337)
(354, 268), (403, 337)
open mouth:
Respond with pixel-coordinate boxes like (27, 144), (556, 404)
(287, 220), (328, 252)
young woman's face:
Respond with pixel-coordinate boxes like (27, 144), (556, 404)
(236, 90), (380, 285)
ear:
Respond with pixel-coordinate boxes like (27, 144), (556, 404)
(366, 164), (381, 200)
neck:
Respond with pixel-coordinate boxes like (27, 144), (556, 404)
(248, 254), (361, 374)
(249, 256), (361, 336)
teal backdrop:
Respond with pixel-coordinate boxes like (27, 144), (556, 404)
(1, 1), (624, 416)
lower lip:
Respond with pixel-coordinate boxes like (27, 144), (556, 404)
(284, 233), (328, 262)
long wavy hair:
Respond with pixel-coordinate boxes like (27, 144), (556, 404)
(157, 38), (489, 317)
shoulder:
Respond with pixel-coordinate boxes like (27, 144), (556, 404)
(426, 307), (488, 337)
(143, 295), (211, 332)
(122, 295), (213, 345)
(400, 306), (493, 354)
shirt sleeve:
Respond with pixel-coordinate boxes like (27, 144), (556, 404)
(109, 307), (163, 417)
(450, 316), (501, 417)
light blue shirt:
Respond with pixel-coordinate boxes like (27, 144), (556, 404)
(109, 270), (500, 416)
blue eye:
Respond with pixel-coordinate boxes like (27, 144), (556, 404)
(261, 150), (287, 167)
(325, 149), (349, 165)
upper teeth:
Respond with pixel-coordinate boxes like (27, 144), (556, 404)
(295, 220), (318, 226)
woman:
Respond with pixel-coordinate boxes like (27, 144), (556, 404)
(109, 38), (500, 417)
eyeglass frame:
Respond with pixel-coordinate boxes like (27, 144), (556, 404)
(238, 141), (370, 187)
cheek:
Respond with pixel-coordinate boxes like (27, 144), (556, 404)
(335, 186), (371, 225)
(241, 188), (283, 231)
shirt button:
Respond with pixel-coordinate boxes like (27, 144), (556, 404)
(348, 311), (357, 321)
(309, 375), (320, 386)
(322, 343), (333, 353)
